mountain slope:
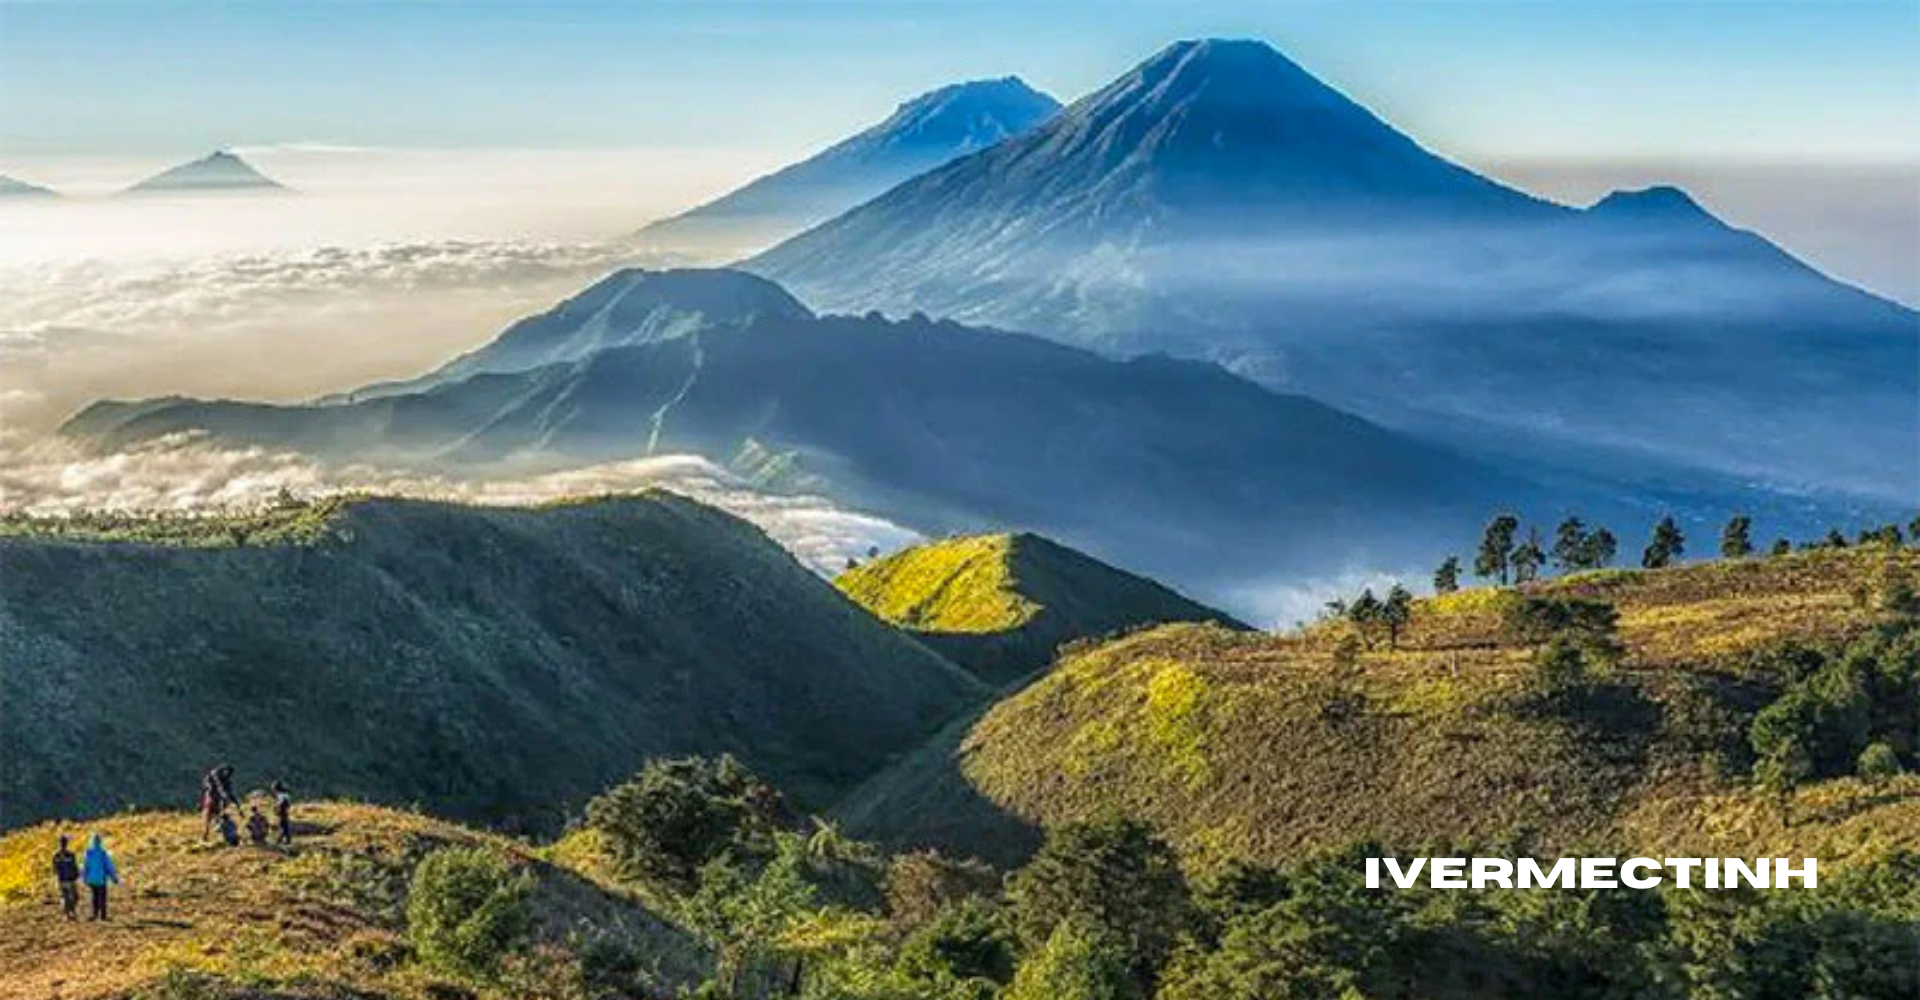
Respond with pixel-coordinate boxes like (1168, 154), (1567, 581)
(636, 78), (1059, 255)
(837, 532), (1244, 682)
(0, 804), (707, 1000)
(63, 270), (1525, 606)
(121, 150), (286, 194)
(842, 545), (1920, 863)
(746, 38), (1919, 502)
(0, 493), (982, 830)
(340, 268), (815, 400)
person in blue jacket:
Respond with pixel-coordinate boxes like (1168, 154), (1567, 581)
(82, 832), (119, 921)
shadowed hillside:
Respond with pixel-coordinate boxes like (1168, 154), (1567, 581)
(846, 545), (1920, 864)
(836, 532), (1244, 683)
(0, 493), (983, 831)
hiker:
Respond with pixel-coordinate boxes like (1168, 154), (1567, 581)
(218, 810), (241, 847)
(246, 806), (270, 845)
(201, 764), (237, 840)
(271, 780), (294, 845)
(82, 832), (118, 921)
(51, 834), (80, 920)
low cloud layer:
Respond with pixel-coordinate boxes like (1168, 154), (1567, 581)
(0, 434), (918, 575)
(0, 238), (684, 437)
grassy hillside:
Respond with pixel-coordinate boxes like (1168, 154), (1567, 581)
(848, 545), (1920, 864)
(836, 532), (1243, 683)
(0, 802), (706, 1000)
(0, 493), (983, 832)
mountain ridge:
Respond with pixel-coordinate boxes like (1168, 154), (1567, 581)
(744, 37), (1919, 502)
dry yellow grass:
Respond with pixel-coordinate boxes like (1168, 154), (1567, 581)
(0, 802), (700, 1000)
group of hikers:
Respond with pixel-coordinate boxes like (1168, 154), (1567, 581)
(199, 764), (294, 849)
(46, 764), (295, 922)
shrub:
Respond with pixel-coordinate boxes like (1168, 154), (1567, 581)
(1006, 819), (1188, 991)
(885, 850), (1000, 931)
(895, 897), (1017, 989)
(1858, 741), (1904, 783)
(586, 756), (778, 893)
(1003, 920), (1138, 1000)
(406, 846), (533, 981)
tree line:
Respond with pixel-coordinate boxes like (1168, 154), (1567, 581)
(1433, 511), (1920, 593)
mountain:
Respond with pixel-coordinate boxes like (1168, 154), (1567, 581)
(0, 493), (983, 830)
(341, 268), (814, 400)
(121, 149), (287, 194)
(0, 173), (56, 198)
(746, 38), (1919, 503)
(64, 269), (1534, 608)
(634, 78), (1059, 255)
(840, 544), (1920, 864)
(837, 532), (1244, 683)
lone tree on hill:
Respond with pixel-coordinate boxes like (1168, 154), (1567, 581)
(1347, 589), (1385, 649)
(1433, 555), (1461, 594)
(1512, 528), (1546, 584)
(1382, 584), (1413, 650)
(1475, 514), (1520, 585)
(1823, 528), (1849, 549)
(1771, 538), (1793, 557)
(1552, 517), (1589, 572)
(1586, 528), (1619, 568)
(1720, 515), (1754, 559)
(1642, 517), (1685, 569)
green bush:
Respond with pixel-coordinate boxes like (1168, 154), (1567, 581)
(1006, 818), (1188, 992)
(1858, 741), (1904, 782)
(406, 846), (533, 981)
(586, 756), (778, 893)
(1003, 920), (1138, 1000)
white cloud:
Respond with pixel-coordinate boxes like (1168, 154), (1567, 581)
(0, 434), (918, 576)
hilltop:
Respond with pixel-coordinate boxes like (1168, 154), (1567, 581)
(0, 802), (706, 1000)
(846, 544), (1920, 864)
(0, 492), (982, 831)
(0, 173), (56, 198)
(121, 150), (286, 195)
(636, 77), (1058, 254)
(837, 532), (1243, 683)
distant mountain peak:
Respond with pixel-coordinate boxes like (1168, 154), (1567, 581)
(869, 76), (1060, 152)
(0, 172), (57, 198)
(377, 267), (813, 393)
(123, 149), (286, 195)
(1589, 185), (1724, 227)
(634, 78), (1058, 252)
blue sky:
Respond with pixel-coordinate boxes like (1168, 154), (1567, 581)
(3, 0), (1916, 164)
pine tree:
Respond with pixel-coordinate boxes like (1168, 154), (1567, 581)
(1551, 516), (1589, 572)
(1720, 515), (1754, 559)
(1347, 589), (1384, 650)
(1433, 556), (1461, 594)
(1586, 528), (1618, 568)
(1512, 528), (1546, 584)
(1382, 585), (1414, 650)
(1475, 514), (1520, 585)
(1770, 538), (1792, 557)
(1642, 517), (1685, 569)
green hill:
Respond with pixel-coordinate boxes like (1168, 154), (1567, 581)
(835, 532), (1243, 683)
(846, 545), (1920, 865)
(0, 493), (983, 832)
